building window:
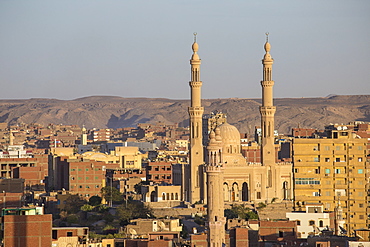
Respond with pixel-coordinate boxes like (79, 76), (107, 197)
(358, 146), (363, 150)
(359, 204), (364, 208)
(358, 169), (363, 174)
(67, 232), (73, 237)
(325, 191), (331, 196)
(309, 220), (315, 226)
(314, 157), (319, 162)
(295, 178), (320, 185)
(358, 157), (363, 162)
(313, 192), (320, 197)
(325, 158), (330, 162)
(336, 146), (340, 151)
(335, 169), (341, 174)
(325, 169), (330, 174)
(319, 220), (324, 227)
(335, 158), (340, 162)
(359, 215), (364, 219)
(315, 168), (320, 174)
(325, 146), (330, 151)
(297, 220), (301, 226)
(294, 168), (299, 173)
(256, 192), (261, 199)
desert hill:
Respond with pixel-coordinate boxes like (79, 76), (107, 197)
(0, 95), (369, 136)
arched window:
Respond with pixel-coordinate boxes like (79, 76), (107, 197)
(223, 183), (229, 202)
(242, 182), (249, 201)
(283, 181), (289, 200)
(319, 220), (324, 227)
(175, 193), (178, 200)
(162, 193), (166, 201)
(309, 220), (315, 226)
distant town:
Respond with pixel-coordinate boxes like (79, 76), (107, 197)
(0, 37), (369, 247)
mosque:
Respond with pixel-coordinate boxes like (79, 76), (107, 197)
(185, 34), (293, 242)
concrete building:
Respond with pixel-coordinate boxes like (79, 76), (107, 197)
(292, 127), (368, 234)
(146, 161), (173, 184)
(286, 203), (334, 238)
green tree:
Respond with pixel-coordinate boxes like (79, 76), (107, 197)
(224, 205), (258, 220)
(116, 201), (153, 226)
(89, 195), (102, 206)
(80, 204), (94, 212)
(101, 186), (123, 204)
(63, 194), (86, 214)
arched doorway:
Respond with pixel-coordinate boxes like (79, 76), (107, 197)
(232, 183), (239, 202)
(150, 191), (156, 202)
(283, 181), (288, 200)
(242, 182), (249, 201)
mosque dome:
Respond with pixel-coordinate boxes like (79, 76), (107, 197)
(218, 123), (247, 166)
(218, 123), (241, 149)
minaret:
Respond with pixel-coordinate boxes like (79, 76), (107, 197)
(259, 33), (276, 166)
(9, 129), (14, 146)
(206, 128), (225, 246)
(81, 125), (87, 146)
(188, 33), (204, 204)
(335, 199), (345, 235)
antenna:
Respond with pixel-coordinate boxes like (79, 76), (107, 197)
(265, 32), (269, 42)
(193, 32), (197, 42)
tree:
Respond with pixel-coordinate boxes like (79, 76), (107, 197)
(81, 204), (94, 212)
(224, 204), (258, 220)
(116, 200), (153, 226)
(63, 194), (86, 214)
(89, 195), (102, 206)
(101, 186), (123, 204)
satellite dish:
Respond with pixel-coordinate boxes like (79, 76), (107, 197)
(158, 221), (166, 230)
(129, 228), (137, 235)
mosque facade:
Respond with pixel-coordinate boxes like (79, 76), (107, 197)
(185, 34), (293, 207)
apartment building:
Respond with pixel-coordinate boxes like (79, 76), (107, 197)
(292, 128), (368, 233)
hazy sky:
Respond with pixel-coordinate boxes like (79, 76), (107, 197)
(0, 0), (369, 100)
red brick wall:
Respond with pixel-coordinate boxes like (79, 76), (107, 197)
(3, 214), (52, 247)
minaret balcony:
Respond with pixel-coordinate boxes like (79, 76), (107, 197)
(189, 81), (202, 87)
(188, 107), (204, 116)
(260, 81), (274, 87)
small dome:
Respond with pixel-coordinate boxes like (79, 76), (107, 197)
(191, 53), (199, 60)
(264, 42), (271, 52)
(192, 42), (199, 52)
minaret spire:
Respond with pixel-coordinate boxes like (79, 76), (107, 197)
(187, 33), (204, 203)
(260, 33), (276, 166)
(206, 127), (225, 246)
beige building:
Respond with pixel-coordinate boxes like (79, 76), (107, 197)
(114, 146), (142, 169)
(292, 128), (368, 234)
(186, 34), (293, 207)
(142, 184), (181, 203)
(125, 218), (182, 237)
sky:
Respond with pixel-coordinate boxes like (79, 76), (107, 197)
(0, 0), (369, 100)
